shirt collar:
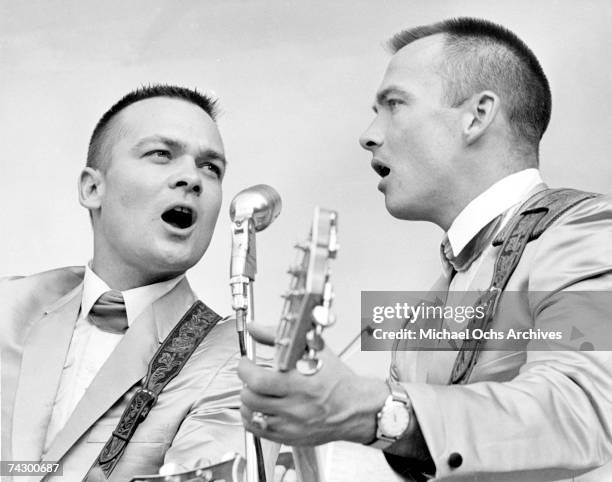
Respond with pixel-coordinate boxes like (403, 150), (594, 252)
(446, 168), (543, 256)
(81, 265), (185, 327)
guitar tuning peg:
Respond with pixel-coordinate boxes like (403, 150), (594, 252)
(297, 356), (322, 376)
(328, 241), (339, 259)
(277, 314), (295, 333)
(328, 221), (339, 258)
(306, 328), (325, 351)
(323, 282), (335, 308)
(311, 305), (335, 327)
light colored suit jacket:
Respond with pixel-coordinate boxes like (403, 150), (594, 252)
(0, 267), (244, 481)
(391, 192), (612, 481)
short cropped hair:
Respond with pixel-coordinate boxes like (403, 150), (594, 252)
(388, 17), (551, 154)
(86, 84), (219, 170)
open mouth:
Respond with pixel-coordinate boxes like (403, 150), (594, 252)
(371, 159), (390, 178)
(161, 206), (196, 230)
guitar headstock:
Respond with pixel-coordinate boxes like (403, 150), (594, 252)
(274, 206), (338, 375)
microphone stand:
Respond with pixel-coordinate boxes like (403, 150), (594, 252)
(230, 217), (267, 482)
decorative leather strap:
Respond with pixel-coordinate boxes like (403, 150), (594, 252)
(95, 300), (222, 477)
(449, 188), (598, 385)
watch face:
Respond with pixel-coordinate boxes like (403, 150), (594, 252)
(380, 401), (410, 438)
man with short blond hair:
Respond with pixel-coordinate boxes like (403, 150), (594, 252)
(239, 18), (612, 481)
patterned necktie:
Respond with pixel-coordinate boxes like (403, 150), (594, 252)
(440, 214), (503, 275)
(88, 290), (129, 334)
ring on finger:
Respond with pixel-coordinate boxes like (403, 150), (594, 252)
(251, 411), (268, 431)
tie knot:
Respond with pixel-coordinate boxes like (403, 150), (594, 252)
(440, 215), (503, 274)
(89, 290), (128, 334)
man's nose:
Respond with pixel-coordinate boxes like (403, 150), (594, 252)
(169, 157), (202, 195)
(359, 120), (383, 151)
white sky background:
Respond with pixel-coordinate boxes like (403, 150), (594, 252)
(1, 0), (611, 377)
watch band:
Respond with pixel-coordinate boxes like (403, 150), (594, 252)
(369, 381), (412, 450)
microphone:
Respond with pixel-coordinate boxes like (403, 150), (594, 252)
(228, 185), (281, 482)
(229, 184), (282, 231)
(229, 184), (282, 299)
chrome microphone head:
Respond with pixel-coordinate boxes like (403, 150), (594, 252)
(229, 184), (282, 232)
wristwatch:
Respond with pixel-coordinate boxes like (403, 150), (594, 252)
(370, 382), (412, 449)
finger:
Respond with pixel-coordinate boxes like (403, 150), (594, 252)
(274, 465), (287, 482)
(241, 386), (289, 413)
(240, 405), (281, 436)
(248, 323), (277, 346)
(238, 358), (288, 396)
(241, 405), (309, 446)
(282, 469), (298, 482)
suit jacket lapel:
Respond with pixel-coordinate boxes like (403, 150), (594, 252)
(12, 285), (82, 461)
(151, 277), (197, 343)
(43, 277), (196, 463)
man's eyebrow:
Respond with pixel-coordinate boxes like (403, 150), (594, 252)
(372, 86), (412, 111)
(132, 135), (183, 152)
(131, 135), (227, 165)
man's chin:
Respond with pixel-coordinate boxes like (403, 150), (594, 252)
(159, 255), (201, 275)
(151, 246), (207, 278)
(385, 198), (420, 221)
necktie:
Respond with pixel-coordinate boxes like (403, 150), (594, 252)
(440, 215), (503, 275)
(88, 290), (129, 334)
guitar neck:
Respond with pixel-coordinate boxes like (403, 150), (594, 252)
(274, 207), (338, 482)
(293, 446), (325, 482)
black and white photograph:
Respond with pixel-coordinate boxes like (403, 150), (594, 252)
(1, 1), (611, 481)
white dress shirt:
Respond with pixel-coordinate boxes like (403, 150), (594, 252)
(445, 168), (544, 291)
(44, 266), (184, 450)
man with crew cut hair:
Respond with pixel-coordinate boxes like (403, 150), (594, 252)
(1, 84), (245, 481)
(387, 17), (552, 156)
(239, 17), (612, 481)
(86, 85), (220, 172)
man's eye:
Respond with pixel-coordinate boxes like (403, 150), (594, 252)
(202, 162), (223, 179)
(387, 99), (402, 109)
(146, 149), (172, 159)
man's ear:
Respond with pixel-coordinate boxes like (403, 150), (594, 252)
(461, 90), (501, 145)
(78, 167), (104, 211)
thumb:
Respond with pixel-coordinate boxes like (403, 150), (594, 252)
(248, 322), (277, 346)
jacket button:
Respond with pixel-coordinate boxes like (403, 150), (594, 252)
(448, 452), (463, 468)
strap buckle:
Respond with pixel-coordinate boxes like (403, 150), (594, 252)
(134, 388), (158, 421)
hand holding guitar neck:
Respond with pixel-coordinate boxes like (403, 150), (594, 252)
(238, 207), (337, 482)
(238, 205), (390, 454)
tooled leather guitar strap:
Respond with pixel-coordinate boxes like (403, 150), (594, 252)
(90, 300), (222, 478)
(449, 188), (598, 385)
